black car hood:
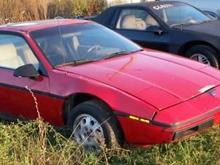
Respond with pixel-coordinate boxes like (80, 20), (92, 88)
(180, 20), (220, 37)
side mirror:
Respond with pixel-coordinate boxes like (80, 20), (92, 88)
(14, 64), (39, 79)
(147, 25), (164, 35)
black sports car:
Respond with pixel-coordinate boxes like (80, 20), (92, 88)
(92, 1), (220, 68)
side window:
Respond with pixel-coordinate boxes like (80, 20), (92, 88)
(116, 9), (159, 31)
(0, 34), (39, 70)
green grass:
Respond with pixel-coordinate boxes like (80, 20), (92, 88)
(0, 120), (219, 165)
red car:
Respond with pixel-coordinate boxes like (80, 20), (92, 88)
(1, 19), (220, 149)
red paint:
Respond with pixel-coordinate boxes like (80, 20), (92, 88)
(117, 116), (173, 145)
(1, 19), (220, 146)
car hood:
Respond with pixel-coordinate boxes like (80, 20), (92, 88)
(181, 20), (220, 37)
(57, 51), (220, 110)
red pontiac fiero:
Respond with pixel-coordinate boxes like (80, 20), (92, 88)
(1, 19), (220, 149)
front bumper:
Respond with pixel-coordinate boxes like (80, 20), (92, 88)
(117, 110), (220, 146)
(116, 86), (220, 146)
(173, 119), (214, 140)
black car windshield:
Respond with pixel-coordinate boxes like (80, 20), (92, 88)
(151, 3), (212, 27)
(31, 22), (141, 67)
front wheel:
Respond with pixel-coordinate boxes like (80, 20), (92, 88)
(67, 100), (122, 150)
(185, 45), (220, 68)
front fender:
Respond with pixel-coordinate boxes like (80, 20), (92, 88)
(49, 70), (158, 120)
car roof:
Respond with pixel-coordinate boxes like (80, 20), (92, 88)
(112, 1), (186, 9)
(0, 19), (91, 33)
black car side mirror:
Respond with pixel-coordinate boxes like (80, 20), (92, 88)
(147, 25), (164, 35)
(14, 64), (39, 79)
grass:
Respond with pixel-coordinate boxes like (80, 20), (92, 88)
(0, 119), (219, 165)
(0, 0), (106, 24)
(0, 1), (219, 164)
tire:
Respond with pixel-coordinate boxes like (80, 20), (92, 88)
(67, 100), (122, 150)
(185, 45), (220, 68)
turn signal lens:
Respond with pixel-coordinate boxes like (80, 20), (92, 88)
(129, 115), (150, 124)
(129, 115), (139, 120)
(140, 118), (150, 123)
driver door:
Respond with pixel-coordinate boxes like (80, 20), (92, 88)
(0, 33), (50, 120)
(114, 8), (170, 52)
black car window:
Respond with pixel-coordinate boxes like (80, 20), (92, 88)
(151, 3), (211, 26)
(116, 9), (159, 31)
(0, 34), (39, 70)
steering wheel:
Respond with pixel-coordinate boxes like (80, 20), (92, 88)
(87, 45), (102, 53)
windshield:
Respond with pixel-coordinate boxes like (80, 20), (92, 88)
(151, 3), (212, 27)
(31, 23), (141, 67)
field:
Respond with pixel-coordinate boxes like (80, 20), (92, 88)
(0, 1), (220, 165)
(0, 119), (220, 165)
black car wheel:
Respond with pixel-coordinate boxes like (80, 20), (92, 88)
(67, 100), (122, 150)
(185, 45), (219, 68)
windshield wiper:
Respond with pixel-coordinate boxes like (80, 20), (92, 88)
(170, 19), (213, 28)
(56, 49), (143, 67)
(104, 49), (143, 60)
(199, 19), (214, 24)
(56, 59), (96, 67)
(74, 59), (98, 65)
(170, 22), (193, 28)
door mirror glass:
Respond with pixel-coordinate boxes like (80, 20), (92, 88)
(14, 64), (39, 79)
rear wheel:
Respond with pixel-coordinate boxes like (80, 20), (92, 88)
(67, 100), (122, 150)
(185, 45), (219, 68)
